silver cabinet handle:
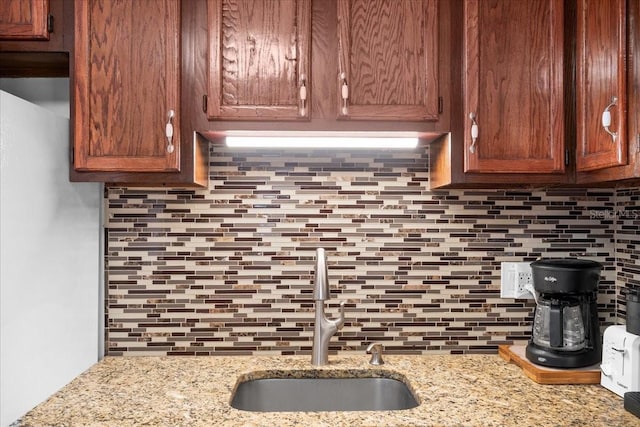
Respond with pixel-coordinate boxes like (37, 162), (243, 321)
(601, 96), (618, 143)
(469, 112), (479, 153)
(340, 72), (349, 116)
(165, 110), (175, 154)
(299, 74), (307, 117)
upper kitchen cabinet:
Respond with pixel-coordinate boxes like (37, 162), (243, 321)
(73, 0), (180, 172)
(196, 0), (448, 133)
(0, 0), (71, 77)
(576, 0), (626, 172)
(336, 0), (438, 121)
(71, 0), (208, 187)
(430, 0), (570, 188)
(463, 0), (565, 174)
(0, 0), (49, 40)
(206, 0), (311, 120)
(576, 0), (639, 184)
(631, 0), (640, 180)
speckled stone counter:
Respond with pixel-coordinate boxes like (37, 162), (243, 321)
(19, 355), (637, 426)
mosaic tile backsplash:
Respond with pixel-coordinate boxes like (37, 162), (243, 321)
(105, 145), (636, 356)
(615, 187), (640, 322)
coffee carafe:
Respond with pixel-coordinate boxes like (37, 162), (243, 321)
(526, 258), (603, 368)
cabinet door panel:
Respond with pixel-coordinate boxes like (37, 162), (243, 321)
(632, 0), (640, 178)
(463, 0), (565, 174)
(576, 0), (626, 172)
(74, 0), (180, 172)
(207, 0), (311, 120)
(0, 0), (49, 40)
(337, 0), (438, 121)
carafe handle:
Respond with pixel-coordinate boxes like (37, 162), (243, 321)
(550, 302), (563, 348)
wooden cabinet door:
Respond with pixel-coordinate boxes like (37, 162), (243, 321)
(463, 0), (565, 174)
(576, 0), (627, 172)
(336, 0), (438, 121)
(631, 0), (640, 178)
(0, 0), (49, 40)
(207, 0), (311, 120)
(74, 0), (180, 172)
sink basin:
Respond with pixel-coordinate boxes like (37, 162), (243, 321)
(230, 371), (419, 412)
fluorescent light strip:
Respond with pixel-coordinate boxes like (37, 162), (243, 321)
(225, 136), (418, 149)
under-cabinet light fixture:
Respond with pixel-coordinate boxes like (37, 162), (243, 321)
(224, 131), (419, 149)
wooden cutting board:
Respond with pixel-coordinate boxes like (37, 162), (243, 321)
(498, 344), (601, 384)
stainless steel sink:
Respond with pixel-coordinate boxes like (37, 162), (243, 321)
(230, 371), (419, 412)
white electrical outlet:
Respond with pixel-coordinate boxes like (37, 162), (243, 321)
(500, 262), (533, 299)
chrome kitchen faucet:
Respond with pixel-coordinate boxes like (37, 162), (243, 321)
(312, 248), (345, 366)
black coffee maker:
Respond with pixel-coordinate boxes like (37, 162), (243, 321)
(525, 258), (603, 368)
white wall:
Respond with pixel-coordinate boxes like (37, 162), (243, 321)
(0, 77), (70, 118)
(0, 85), (102, 426)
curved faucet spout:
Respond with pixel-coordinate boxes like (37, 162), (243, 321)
(312, 300), (346, 366)
(331, 300), (346, 331)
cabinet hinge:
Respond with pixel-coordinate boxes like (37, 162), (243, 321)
(202, 95), (208, 114)
(438, 96), (443, 114)
(637, 134), (640, 153)
(47, 14), (54, 33)
(565, 148), (569, 166)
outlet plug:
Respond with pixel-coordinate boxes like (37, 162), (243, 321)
(515, 270), (533, 299)
(500, 262), (534, 299)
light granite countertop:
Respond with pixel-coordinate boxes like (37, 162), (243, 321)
(19, 354), (637, 426)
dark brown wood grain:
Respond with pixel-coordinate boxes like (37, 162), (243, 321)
(309, 0), (336, 119)
(0, 0), (73, 76)
(576, 0), (627, 172)
(74, 0), (180, 172)
(429, 0), (573, 189)
(207, 0), (311, 120)
(632, 0), (640, 180)
(336, 0), (438, 121)
(0, 0), (49, 40)
(576, 0), (640, 184)
(194, 0), (446, 133)
(463, 0), (565, 174)
(70, 0), (209, 187)
(0, 51), (68, 76)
